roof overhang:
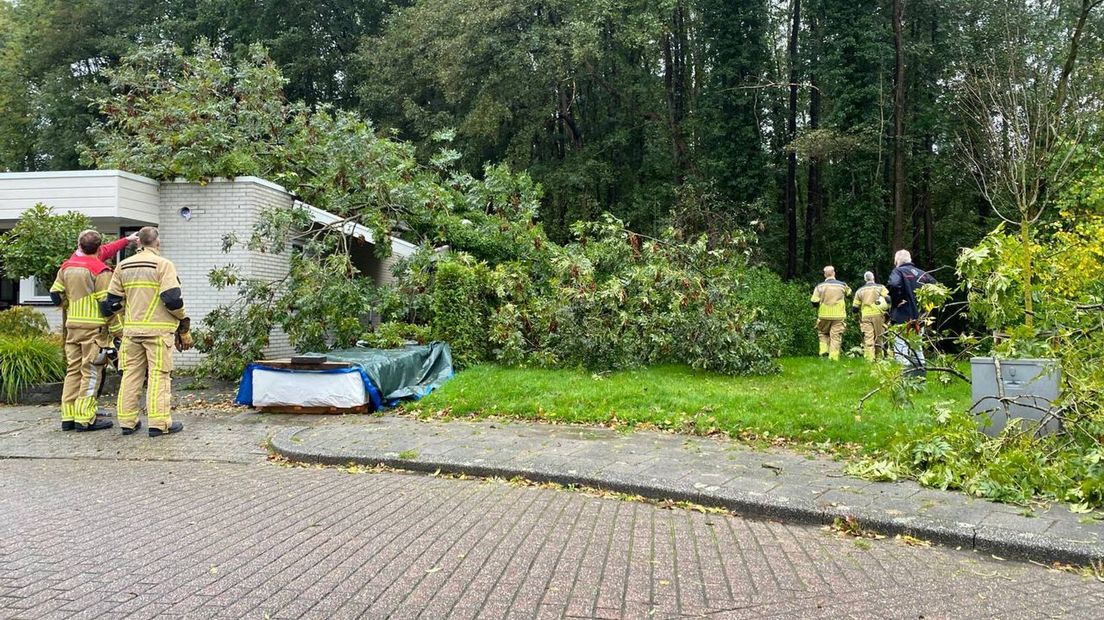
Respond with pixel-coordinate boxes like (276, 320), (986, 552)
(300, 202), (419, 258)
(0, 169), (160, 225)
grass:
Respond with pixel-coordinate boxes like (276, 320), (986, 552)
(406, 357), (971, 451)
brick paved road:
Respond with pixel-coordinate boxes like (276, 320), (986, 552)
(2, 458), (1101, 619)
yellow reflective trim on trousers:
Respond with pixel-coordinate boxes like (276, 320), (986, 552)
(149, 339), (168, 422)
(148, 341), (158, 420)
(116, 338), (132, 421)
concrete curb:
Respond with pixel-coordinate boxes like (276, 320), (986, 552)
(0, 376), (121, 406)
(270, 426), (1104, 566)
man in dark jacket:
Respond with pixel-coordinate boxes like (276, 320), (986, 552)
(887, 250), (936, 372)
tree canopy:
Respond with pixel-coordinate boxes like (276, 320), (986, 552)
(2, 0), (1102, 282)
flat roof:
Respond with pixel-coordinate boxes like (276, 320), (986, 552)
(0, 169), (159, 186)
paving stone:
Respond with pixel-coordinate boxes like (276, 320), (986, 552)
(268, 416), (1104, 564)
(4, 402), (1104, 617)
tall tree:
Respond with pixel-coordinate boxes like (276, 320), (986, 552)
(813, 0), (889, 278)
(891, 0), (907, 251)
(784, 0), (801, 277)
(698, 0), (771, 207)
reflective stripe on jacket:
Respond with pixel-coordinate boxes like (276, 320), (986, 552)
(852, 283), (890, 318)
(107, 247), (186, 336)
(811, 279), (852, 320)
(51, 256), (117, 330)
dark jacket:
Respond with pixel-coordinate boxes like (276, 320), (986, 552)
(887, 262), (936, 324)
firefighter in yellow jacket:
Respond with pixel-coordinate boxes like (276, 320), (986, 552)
(852, 271), (890, 361)
(810, 266), (851, 361)
(101, 227), (193, 437)
(49, 231), (128, 431)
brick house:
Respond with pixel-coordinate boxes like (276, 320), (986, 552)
(0, 170), (418, 366)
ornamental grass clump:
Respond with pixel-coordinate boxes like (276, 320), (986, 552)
(0, 335), (65, 402)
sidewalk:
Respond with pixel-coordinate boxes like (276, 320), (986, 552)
(270, 415), (1104, 566)
(4, 400), (1101, 566)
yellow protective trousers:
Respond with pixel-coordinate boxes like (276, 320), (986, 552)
(61, 326), (110, 424)
(117, 333), (174, 432)
(859, 315), (887, 361)
(816, 319), (845, 361)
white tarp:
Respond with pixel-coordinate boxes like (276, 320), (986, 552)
(251, 368), (367, 408)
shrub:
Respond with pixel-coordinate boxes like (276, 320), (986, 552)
(393, 216), (780, 376)
(738, 268), (819, 356)
(0, 307), (50, 338)
(360, 322), (432, 349)
(428, 258), (492, 369)
(853, 203), (1104, 509)
(0, 335), (65, 402)
(0, 204), (90, 282)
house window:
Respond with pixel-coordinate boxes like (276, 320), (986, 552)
(19, 277), (54, 305)
(0, 230), (17, 310)
(114, 226), (143, 263)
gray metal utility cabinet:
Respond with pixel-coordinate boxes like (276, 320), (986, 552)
(970, 357), (1061, 437)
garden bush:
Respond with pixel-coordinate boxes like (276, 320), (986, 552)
(0, 204), (92, 283)
(0, 335), (65, 401)
(359, 322), (432, 349)
(427, 258), (492, 369)
(390, 216), (780, 376)
(0, 307), (50, 338)
(738, 268), (818, 356)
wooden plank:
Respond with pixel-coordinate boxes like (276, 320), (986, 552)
(253, 359), (352, 370)
(256, 404), (369, 415)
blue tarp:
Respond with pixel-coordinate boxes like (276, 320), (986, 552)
(236, 342), (454, 411)
(235, 364), (383, 410)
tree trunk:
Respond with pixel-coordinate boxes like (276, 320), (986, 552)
(664, 2), (692, 183)
(891, 0), (907, 252)
(1055, 0), (1103, 110)
(911, 136), (933, 263)
(785, 0), (801, 278)
(804, 75), (822, 275)
(1021, 217), (1033, 328)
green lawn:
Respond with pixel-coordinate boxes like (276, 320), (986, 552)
(407, 358), (972, 451)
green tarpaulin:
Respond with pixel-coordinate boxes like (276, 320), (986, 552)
(319, 342), (454, 403)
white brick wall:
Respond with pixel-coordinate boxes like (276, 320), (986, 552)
(27, 306), (62, 333)
(158, 179), (295, 367)
(7, 174), (412, 368)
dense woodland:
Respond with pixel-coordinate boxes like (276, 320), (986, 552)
(1, 0), (1101, 281)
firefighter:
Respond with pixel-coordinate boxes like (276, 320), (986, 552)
(101, 227), (193, 437)
(887, 249), (937, 372)
(49, 230), (134, 431)
(852, 271), (890, 361)
(810, 266), (851, 361)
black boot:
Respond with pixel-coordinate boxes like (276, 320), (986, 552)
(149, 421), (183, 437)
(61, 421), (75, 431)
(74, 418), (114, 432)
(121, 420), (143, 436)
